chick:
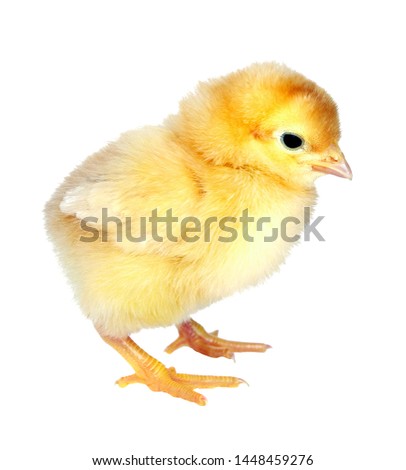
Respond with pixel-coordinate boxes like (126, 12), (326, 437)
(45, 63), (352, 405)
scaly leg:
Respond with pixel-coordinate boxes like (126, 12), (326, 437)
(165, 319), (271, 359)
(100, 334), (245, 406)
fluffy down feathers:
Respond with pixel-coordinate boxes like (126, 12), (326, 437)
(45, 62), (345, 337)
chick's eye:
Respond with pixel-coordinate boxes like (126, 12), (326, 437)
(281, 133), (304, 150)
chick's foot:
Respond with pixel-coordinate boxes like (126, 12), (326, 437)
(165, 319), (271, 360)
(100, 334), (245, 406)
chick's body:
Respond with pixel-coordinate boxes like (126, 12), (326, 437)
(47, 126), (314, 337)
(45, 63), (351, 404)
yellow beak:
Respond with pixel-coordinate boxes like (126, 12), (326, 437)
(312, 144), (353, 180)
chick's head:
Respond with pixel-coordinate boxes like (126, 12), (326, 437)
(170, 62), (352, 187)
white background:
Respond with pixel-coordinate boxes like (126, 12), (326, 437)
(1, 1), (405, 469)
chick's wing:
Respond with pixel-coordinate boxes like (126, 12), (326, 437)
(58, 127), (202, 256)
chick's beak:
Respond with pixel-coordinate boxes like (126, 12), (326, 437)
(312, 144), (352, 180)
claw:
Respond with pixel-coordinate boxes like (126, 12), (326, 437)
(165, 319), (271, 359)
(100, 333), (245, 405)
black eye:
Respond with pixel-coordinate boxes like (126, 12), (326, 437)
(281, 133), (304, 150)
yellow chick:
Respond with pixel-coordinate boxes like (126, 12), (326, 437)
(45, 63), (352, 405)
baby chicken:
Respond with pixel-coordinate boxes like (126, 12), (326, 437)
(45, 63), (352, 405)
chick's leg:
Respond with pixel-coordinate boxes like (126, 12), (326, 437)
(165, 319), (271, 359)
(100, 334), (244, 406)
